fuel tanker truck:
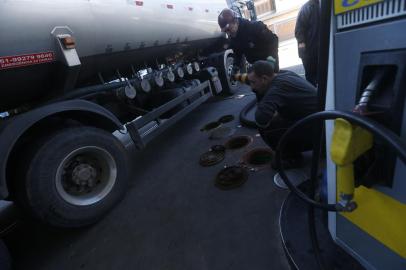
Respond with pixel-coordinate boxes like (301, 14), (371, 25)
(0, 0), (251, 228)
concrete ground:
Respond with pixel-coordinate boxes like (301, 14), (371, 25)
(4, 85), (296, 270)
(1, 41), (309, 269)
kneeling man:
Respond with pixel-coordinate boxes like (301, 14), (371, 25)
(247, 61), (318, 169)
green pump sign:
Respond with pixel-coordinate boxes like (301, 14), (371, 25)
(334, 0), (384, 14)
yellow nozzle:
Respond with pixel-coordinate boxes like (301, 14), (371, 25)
(330, 118), (373, 211)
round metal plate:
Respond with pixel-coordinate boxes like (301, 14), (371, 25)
(218, 114), (235, 123)
(215, 166), (248, 190)
(141, 78), (151, 93)
(200, 121), (222, 132)
(186, 64), (193, 75)
(209, 126), (236, 140)
(210, 144), (226, 153)
(224, 135), (253, 149)
(154, 73), (164, 87)
(193, 62), (200, 72)
(166, 70), (175, 82)
(199, 151), (225, 167)
(242, 148), (273, 168)
(176, 67), (184, 78)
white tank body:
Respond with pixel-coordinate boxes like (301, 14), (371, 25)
(0, 0), (228, 110)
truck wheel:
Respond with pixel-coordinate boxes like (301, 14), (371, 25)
(16, 126), (129, 228)
(219, 55), (239, 95)
(207, 51), (239, 95)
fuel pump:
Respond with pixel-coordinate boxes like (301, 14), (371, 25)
(277, 1), (406, 269)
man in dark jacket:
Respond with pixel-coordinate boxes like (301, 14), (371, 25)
(218, 8), (279, 72)
(247, 60), (318, 168)
(295, 0), (320, 86)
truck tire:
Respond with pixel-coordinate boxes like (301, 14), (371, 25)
(218, 55), (239, 95)
(15, 126), (129, 228)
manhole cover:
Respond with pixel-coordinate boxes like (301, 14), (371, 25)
(242, 148), (273, 167)
(215, 166), (248, 190)
(210, 144), (226, 153)
(199, 151), (225, 167)
(209, 126), (236, 140)
(218, 114), (235, 124)
(225, 135), (253, 150)
(273, 169), (308, 189)
(200, 121), (221, 132)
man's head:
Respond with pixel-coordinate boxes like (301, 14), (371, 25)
(247, 60), (275, 95)
(218, 8), (239, 38)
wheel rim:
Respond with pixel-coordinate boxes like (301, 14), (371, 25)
(186, 63), (193, 75)
(176, 67), (184, 78)
(56, 146), (117, 206)
(226, 57), (238, 88)
(167, 69), (175, 82)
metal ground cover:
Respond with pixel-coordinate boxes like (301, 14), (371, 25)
(200, 121), (222, 132)
(209, 126), (236, 140)
(241, 148), (273, 169)
(217, 114), (235, 124)
(215, 165), (248, 190)
(224, 135), (253, 150)
(199, 150), (225, 167)
(210, 144), (226, 153)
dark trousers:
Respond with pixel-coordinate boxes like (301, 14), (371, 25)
(258, 115), (315, 158)
(301, 54), (318, 87)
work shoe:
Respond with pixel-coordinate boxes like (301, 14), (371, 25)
(273, 169), (308, 189)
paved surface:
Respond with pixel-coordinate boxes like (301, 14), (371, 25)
(4, 85), (293, 270)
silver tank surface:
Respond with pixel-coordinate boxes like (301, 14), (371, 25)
(0, 0), (227, 111)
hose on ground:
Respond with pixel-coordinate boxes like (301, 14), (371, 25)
(239, 98), (257, 128)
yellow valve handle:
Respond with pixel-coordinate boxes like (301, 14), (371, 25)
(337, 164), (355, 198)
(330, 118), (373, 209)
(331, 118), (373, 165)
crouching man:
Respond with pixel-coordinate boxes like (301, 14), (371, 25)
(247, 60), (318, 169)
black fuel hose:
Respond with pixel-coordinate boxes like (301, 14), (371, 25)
(308, 1), (333, 268)
(305, 0), (332, 268)
(239, 98), (257, 128)
(275, 110), (406, 211)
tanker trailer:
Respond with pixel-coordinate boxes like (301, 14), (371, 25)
(0, 0), (246, 228)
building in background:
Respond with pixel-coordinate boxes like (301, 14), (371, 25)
(256, 0), (308, 41)
(235, 0), (307, 42)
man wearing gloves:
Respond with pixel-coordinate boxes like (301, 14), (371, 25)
(218, 8), (279, 72)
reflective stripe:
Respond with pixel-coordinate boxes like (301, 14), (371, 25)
(341, 186), (406, 258)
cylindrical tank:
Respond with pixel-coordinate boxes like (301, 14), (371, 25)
(0, 0), (227, 111)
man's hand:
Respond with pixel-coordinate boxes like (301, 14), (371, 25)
(232, 65), (240, 74)
(298, 42), (306, 48)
